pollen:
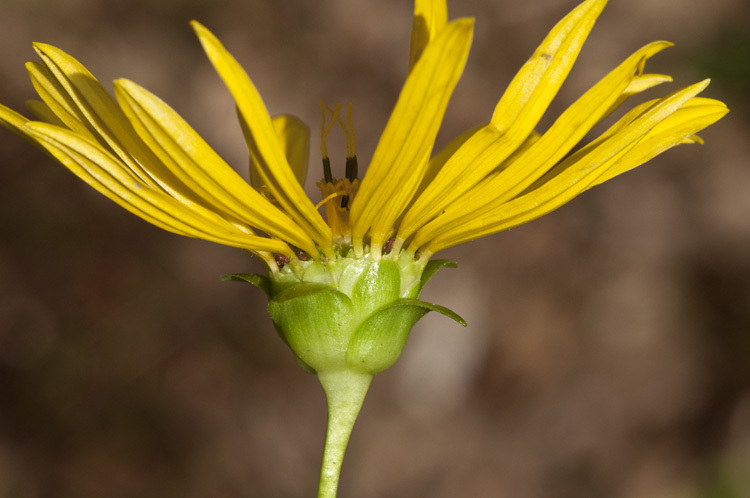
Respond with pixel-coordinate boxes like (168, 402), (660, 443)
(317, 102), (361, 246)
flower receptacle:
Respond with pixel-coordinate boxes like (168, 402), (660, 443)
(227, 253), (464, 377)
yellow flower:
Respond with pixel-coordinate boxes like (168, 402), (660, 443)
(0, 2), (729, 495)
(0, 0), (727, 275)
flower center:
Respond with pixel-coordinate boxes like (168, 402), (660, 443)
(316, 102), (360, 246)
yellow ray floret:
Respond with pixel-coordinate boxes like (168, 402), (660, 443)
(417, 81), (727, 257)
(191, 21), (334, 259)
(25, 99), (65, 126)
(398, 0), (608, 248)
(350, 18), (474, 258)
(112, 79), (319, 257)
(25, 45), (252, 223)
(0, 0), (728, 272)
(409, 0), (449, 71)
(407, 41), (674, 248)
(0, 42), (321, 265)
(25, 121), (293, 257)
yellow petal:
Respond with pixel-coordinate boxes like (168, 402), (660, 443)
(31, 47), (245, 223)
(24, 99), (65, 126)
(24, 122), (293, 256)
(0, 103), (31, 139)
(490, 0), (606, 130)
(409, 0), (448, 71)
(461, 43), (672, 212)
(589, 99), (728, 187)
(26, 61), (96, 138)
(350, 18), (474, 257)
(683, 134), (704, 145)
(31, 43), (167, 189)
(420, 80), (717, 255)
(113, 79), (319, 257)
(407, 122), (484, 211)
(403, 28), (661, 250)
(28, 48), (236, 217)
(398, 0), (607, 246)
(246, 114), (309, 190)
(191, 21), (333, 257)
(603, 72), (673, 117)
(536, 96), (722, 188)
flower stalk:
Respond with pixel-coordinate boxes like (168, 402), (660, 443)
(316, 370), (373, 498)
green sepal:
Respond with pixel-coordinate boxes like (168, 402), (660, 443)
(268, 283), (353, 372)
(350, 260), (401, 322)
(346, 298), (466, 375)
(221, 273), (272, 298)
(346, 301), (428, 375)
(419, 259), (457, 293)
(398, 298), (466, 327)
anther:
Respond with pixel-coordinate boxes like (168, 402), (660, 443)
(322, 157), (333, 183)
(332, 103), (359, 181)
(344, 103), (358, 180)
(383, 238), (395, 255)
(275, 254), (291, 268)
(345, 156), (358, 182)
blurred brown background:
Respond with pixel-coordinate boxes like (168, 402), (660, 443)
(1, 0), (748, 496)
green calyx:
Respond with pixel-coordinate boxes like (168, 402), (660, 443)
(223, 253), (465, 376)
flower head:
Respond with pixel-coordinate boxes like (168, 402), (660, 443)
(0, 0), (730, 376)
(0, 0), (729, 375)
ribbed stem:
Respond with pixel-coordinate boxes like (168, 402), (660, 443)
(316, 370), (373, 498)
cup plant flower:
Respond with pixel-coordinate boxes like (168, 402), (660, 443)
(0, 0), (727, 495)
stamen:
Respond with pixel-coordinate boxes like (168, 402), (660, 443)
(316, 102), (361, 244)
(334, 103), (359, 181)
(319, 101), (341, 183)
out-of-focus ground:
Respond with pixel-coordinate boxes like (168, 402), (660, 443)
(1, 0), (748, 496)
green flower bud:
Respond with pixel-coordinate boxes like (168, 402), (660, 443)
(224, 253), (465, 376)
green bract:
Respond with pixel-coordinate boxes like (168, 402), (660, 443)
(224, 254), (464, 376)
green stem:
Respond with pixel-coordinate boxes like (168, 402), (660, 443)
(316, 370), (373, 498)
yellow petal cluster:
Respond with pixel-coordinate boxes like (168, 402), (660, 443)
(0, 0), (727, 271)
